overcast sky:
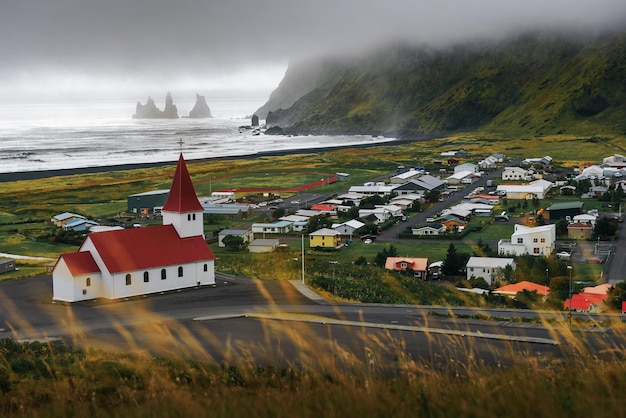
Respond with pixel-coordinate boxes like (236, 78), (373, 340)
(2, 0), (625, 102)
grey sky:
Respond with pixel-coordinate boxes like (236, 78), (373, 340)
(2, 0), (625, 101)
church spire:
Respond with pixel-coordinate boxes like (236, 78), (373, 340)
(162, 154), (203, 213)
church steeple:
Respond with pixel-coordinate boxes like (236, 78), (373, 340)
(162, 154), (204, 238)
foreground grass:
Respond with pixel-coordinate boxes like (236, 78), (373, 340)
(0, 338), (625, 417)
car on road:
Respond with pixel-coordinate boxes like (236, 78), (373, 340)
(363, 239), (373, 244)
(555, 251), (571, 260)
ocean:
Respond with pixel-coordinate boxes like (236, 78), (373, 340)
(0, 94), (395, 175)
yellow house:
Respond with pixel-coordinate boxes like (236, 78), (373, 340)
(309, 228), (342, 249)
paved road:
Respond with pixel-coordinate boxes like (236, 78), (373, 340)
(0, 273), (623, 369)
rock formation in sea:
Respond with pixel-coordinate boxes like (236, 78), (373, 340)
(188, 94), (213, 118)
(251, 114), (259, 126)
(133, 92), (179, 119)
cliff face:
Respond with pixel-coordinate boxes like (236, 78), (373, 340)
(133, 92), (179, 119)
(258, 31), (626, 138)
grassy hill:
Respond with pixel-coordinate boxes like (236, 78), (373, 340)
(261, 31), (626, 138)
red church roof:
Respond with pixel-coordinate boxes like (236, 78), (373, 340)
(60, 251), (100, 275)
(162, 154), (203, 213)
(86, 225), (214, 273)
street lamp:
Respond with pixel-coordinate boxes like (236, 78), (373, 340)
(567, 265), (573, 326)
(545, 268), (549, 301)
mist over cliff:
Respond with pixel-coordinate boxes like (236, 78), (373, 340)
(257, 30), (626, 138)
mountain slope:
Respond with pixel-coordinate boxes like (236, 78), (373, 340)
(259, 32), (626, 138)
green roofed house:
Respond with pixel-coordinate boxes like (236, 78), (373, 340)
(544, 201), (584, 221)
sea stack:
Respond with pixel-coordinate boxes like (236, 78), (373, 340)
(251, 114), (259, 126)
(188, 94), (213, 118)
(133, 92), (179, 119)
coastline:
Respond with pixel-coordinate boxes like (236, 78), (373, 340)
(0, 136), (430, 182)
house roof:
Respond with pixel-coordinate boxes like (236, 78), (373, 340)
(218, 229), (250, 236)
(466, 257), (515, 269)
(564, 293), (608, 311)
(60, 251), (101, 275)
(385, 257), (428, 271)
(547, 201), (584, 211)
(567, 222), (593, 229)
(85, 225), (214, 273)
(583, 284), (612, 295)
(249, 238), (280, 247)
(53, 212), (85, 221)
(495, 281), (550, 296)
(309, 228), (340, 236)
(162, 154), (204, 213)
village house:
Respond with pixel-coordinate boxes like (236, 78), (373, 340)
(466, 257), (515, 285)
(331, 219), (365, 237)
(62, 218), (100, 232)
(389, 169), (423, 184)
(501, 167), (530, 181)
(393, 175), (446, 196)
(543, 201), (584, 221)
(52, 154), (216, 302)
(454, 163), (478, 174)
(494, 281), (550, 297)
(446, 170), (474, 185)
(411, 223), (447, 236)
(308, 228), (342, 249)
(496, 179), (554, 200)
(51, 212), (86, 228)
(384, 257), (429, 280)
(248, 238), (280, 253)
(498, 224), (556, 257)
(251, 221), (292, 235)
(567, 222), (594, 240)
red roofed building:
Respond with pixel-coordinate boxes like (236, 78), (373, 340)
(564, 293), (608, 313)
(53, 154), (215, 302)
(384, 257), (429, 280)
(494, 281), (550, 297)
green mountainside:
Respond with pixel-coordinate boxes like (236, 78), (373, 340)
(259, 31), (626, 138)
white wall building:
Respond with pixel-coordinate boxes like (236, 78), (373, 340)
(498, 224), (556, 257)
(466, 257), (516, 285)
(501, 167), (530, 181)
(52, 154), (216, 302)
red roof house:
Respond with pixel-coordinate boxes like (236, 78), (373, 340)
(564, 293), (608, 313)
(53, 154), (215, 302)
(494, 281), (550, 297)
(385, 257), (429, 280)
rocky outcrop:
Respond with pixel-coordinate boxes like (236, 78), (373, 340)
(188, 94), (213, 118)
(251, 114), (259, 126)
(133, 92), (179, 119)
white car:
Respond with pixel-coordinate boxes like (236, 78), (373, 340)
(363, 239), (373, 244)
(556, 251), (571, 259)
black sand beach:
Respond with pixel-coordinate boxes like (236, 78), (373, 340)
(0, 137), (427, 182)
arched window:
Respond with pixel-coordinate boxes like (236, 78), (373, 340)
(178, 266), (183, 277)
(192, 213), (196, 220)
(86, 277), (91, 287)
(203, 264), (208, 272)
(187, 214), (191, 221)
(161, 269), (167, 280)
(143, 271), (149, 283)
(125, 274), (131, 286)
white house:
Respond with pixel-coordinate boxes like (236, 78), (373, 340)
(498, 224), (556, 257)
(332, 219), (365, 236)
(412, 223), (447, 236)
(251, 221), (292, 234)
(52, 154), (216, 303)
(358, 208), (392, 224)
(51, 212), (86, 227)
(466, 257), (516, 285)
(390, 169), (423, 184)
(502, 167), (530, 181)
(218, 229), (254, 247)
(496, 179), (554, 200)
(248, 238), (280, 253)
(454, 163), (478, 174)
(446, 171), (474, 185)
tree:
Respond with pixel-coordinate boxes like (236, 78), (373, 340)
(307, 214), (332, 233)
(346, 205), (360, 219)
(222, 235), (244, 251)
(373, 245), (399, 268)
(271, 207), (286, 220)
(424, 189), (440, 202)
(593, 217), (618, 240)
(359, 195), (386, 209)
(442, 243), (468, 276)
(354, 256), (368, 266)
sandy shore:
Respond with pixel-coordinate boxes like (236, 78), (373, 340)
(0, 137), (427, 182)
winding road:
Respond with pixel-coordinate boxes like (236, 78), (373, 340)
(0, 273), (623, 370)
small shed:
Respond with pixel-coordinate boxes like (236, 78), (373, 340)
(248, 238), (280, 253)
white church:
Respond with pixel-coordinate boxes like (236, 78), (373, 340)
(52, 154), (216, 302)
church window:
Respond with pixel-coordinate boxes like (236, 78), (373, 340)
(144, 271), (149, 283)
(125, 274), (131, 285)
(86, 277), (91, 287)
(187, 214), (191, 221)
(178, 266), (184, 277)
(203, 264), (208, 272)
(192, 213), (196, 220)
(161, 269), (167, 280)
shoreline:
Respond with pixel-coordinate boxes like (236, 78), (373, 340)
(0, 136), (430, 182)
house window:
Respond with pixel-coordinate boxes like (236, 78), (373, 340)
(533, 238), (538, 243)
(125, 274), (131, 286)
(178, 266), (184, 277)
(193, 213), (196, 220)
(143, 271), (149, 283)
(86, 277), (91, 287)
(400, 263), (407, 269)
(541, 238), (545, 243)
(533, 247), (540, 254)
(161, 269), (167, 280)
(203, 264), (208, 272)
(517, 238), (523, 244)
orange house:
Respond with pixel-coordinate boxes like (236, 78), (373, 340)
(385, 257), (429, 280)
